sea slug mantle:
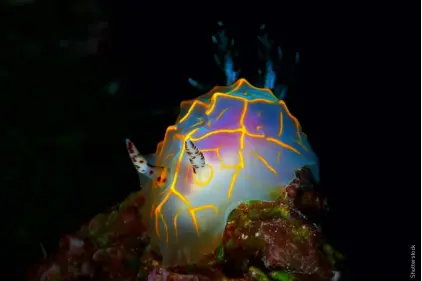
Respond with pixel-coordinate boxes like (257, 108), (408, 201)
(126, 78), (319, 268)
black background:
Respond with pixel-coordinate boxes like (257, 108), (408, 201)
(1, 2), (420, 281)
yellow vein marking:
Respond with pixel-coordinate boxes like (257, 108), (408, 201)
(251, 152), (278, 175)
(216, 108), (229, 121)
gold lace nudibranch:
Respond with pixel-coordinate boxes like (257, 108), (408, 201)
(126, 78), (319, 268)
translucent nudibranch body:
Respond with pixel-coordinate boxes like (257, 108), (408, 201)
(127, 78), (319, 268)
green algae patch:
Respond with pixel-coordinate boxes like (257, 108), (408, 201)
(269, 271), (296, 281)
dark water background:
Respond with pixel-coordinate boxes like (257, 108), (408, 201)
(1, 2), (419, 281)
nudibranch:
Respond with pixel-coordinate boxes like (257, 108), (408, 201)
(126, 78), (319, 267)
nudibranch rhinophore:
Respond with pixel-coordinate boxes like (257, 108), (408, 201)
(126, 78), (319, 268)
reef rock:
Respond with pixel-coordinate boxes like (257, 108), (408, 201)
(28, 168), (341, 281)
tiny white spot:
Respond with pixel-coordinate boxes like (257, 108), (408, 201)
(241, 234), (248, 240)
(331, 271), (341, 281)
(255, 232), (260, 237)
